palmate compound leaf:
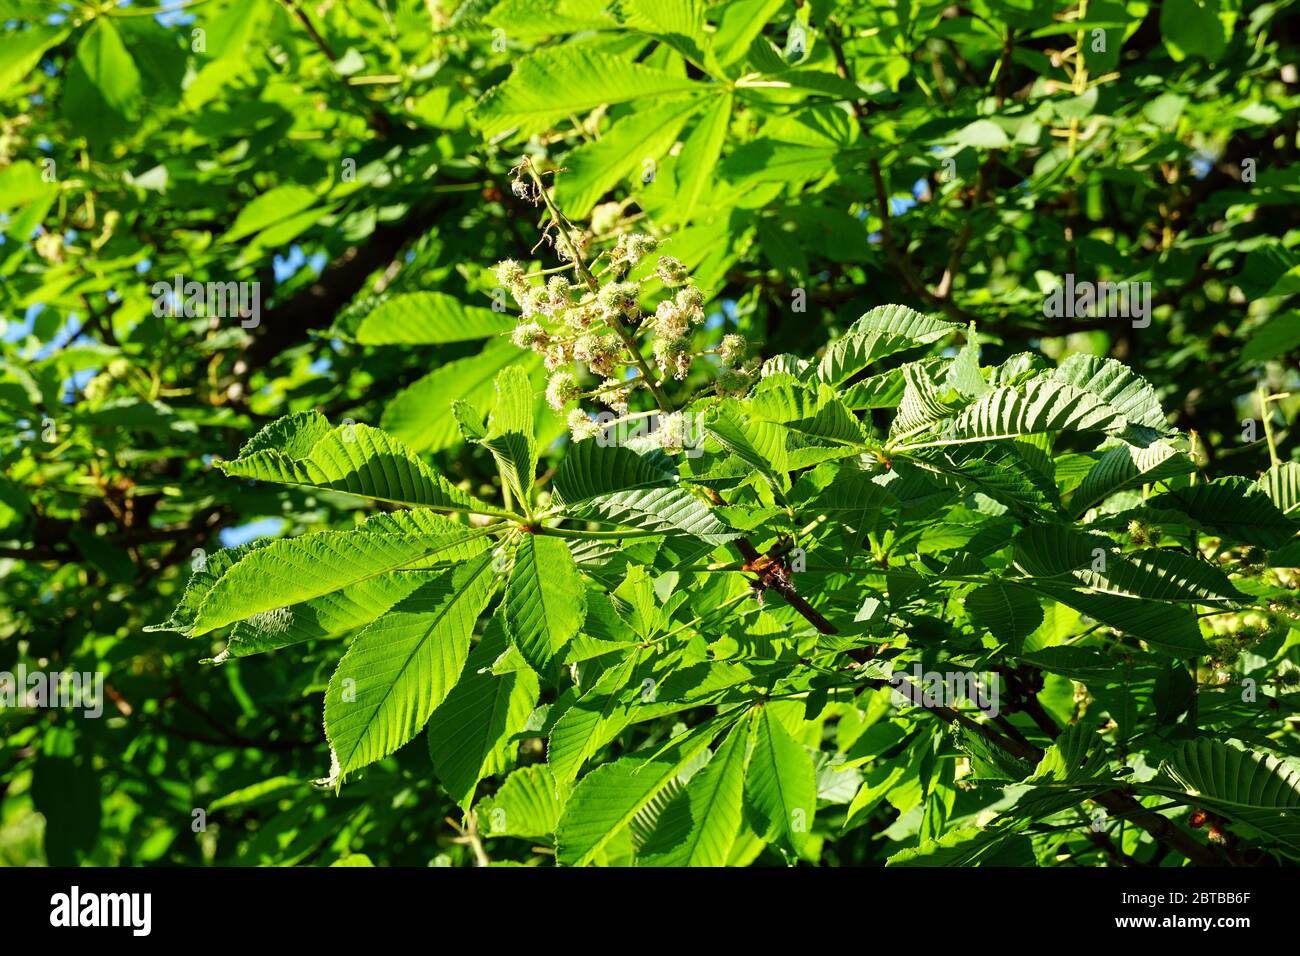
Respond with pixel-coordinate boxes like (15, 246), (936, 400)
(219, 410), (498, 514)
(179, 511), (490, 638)
(503, 533), (587, 673)
(744, 706), (817, 857)
(1153, 738), (1300, 858)
(324, 550), (500, 781)
(427, 621), (539, 810)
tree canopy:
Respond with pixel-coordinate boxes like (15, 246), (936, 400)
(1, 0), (1298, 868)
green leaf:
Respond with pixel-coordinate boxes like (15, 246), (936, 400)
(382, 339), (533, 454)
(475, 765), (562, 839)
(744, 707), (816, 856)
(555, 755), (683, 865)
(1068, 439), (1195, 516)
(554, 97), (702, 218)
(813, 305), (956, 386)
(482, 366), (538, 505)
(1241, 311), (1300, 365)
(952, 119), (1010, 149)
(351, 292), (514, 344)
(886, 826), (1019, 867)
(74, 20), (141, 117)
(1157, 739), (1300, 858)
(673, 93), (732, 222)
(1026, 583), (1209, 654)
(965, 581), (1044, 644)
(906, 443), (1063, 516)
(216, 569), (444, 661)
(503, 534), (586, 672)
(220, 184), (319, 244)
(711, 0), (784, 67)
(1258, 462), (1300, 516)
(145, 541), (270, 636)
(620, 0), (708, 62)
(891, 364), (969, 438)
(1015, 523), (1111, 576)
(705, 401), (792, 490)
(1049, 354), (1169, 433)
(811, 465), (898, 524)
(1161, 0), (1226, 62)
(574, 486), (739, 543)
(1071, 548), (1248, 606)
(325, 551), (500, 780)
(185, 512), (489, 637)
(473, 46), (702, 138)
(0, 24), (69, 93)
(547, 652), (644, 784)
(482, 0), (618, 37)
(920, 380), (1125, 448)
(553, 441), (678, 505)
(1030, 721), (1109, 783)
(427, 624), (539, 809)
(1149, 477), (1297, 549)
(645, 716), (750, 865)
(220, 411), (493, 513)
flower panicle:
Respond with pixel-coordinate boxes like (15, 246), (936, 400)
(495, 220), (754, 444)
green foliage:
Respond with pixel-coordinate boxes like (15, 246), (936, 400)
(2, 0), (1298, 869)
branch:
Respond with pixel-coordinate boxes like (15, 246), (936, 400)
(240, 203), (445, 368)
(873, 673), (1226, 866)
